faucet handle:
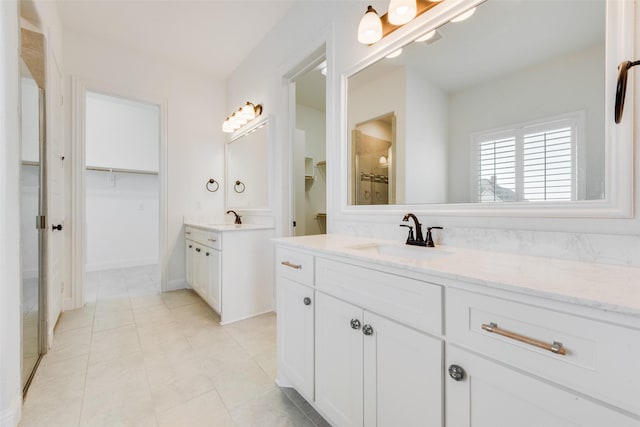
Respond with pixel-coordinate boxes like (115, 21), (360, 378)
(399, 224), (414, 244)
(425, 226), (443, 247)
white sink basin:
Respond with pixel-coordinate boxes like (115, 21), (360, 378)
(346, 243), (450, 261)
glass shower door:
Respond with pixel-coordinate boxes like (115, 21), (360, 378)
(20, 61), (44, 392)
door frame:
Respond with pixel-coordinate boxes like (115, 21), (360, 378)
(282, 46), (327, 237)
(70, 77), (168, 309)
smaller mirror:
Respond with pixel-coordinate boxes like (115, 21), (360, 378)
(226, 120), (269, 210)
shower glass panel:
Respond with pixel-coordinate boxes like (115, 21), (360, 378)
(20, 61), (43, 391)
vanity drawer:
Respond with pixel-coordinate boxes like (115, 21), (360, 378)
(316, 258), (442, 335)
(447, 288), (640, 414)
(277, 247), (314, 286)
(185, 227), (220, 250)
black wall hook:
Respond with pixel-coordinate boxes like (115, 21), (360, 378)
(615, 60), (640, 124)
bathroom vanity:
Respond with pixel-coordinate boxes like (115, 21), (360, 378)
(184, 222), (274, 324)
(275, 235), (640, 427)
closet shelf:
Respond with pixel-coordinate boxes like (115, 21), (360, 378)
(316, 161), (326, 167)
(85, 166), (159, 176)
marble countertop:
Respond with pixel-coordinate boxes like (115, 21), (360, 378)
(275, 234), (640, 318)
(185, 222), (274, 232)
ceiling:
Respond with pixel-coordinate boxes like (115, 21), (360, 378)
(56, 0), (298, 79)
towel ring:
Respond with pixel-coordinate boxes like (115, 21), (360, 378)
(206, 178), (219, 192)
(234, 180), (246, 193)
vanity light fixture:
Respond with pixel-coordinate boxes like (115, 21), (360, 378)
(222, 102), (263, 133)
(357, 1), (477, 45)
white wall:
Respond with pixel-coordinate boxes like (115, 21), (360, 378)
(296, 104), (326, 235)
(85, 171), (159, 271)
(20, 77), (39, 163)
(405, 66), (448, 204)
(85, 91), (160, 172)
(63, 29), (226, 291)
(227, 0), (640, 267)
(1, 2), (23, 425)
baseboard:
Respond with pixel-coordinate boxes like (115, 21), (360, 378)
(63, 297), (76, 312)
(0, 394), (21, 427)
(166, 279), (187, 292)
(219, 309), (275, 326)
(85, 258), (157, 272)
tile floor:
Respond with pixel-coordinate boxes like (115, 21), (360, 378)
(20, 266), (329, 427)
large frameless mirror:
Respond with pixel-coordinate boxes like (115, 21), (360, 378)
(347, 0), (607, 206)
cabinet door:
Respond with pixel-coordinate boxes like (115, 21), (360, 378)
(192, 246), (206, 298)
(446, 346), (639, 427)
(278, 277), (315, 401)
(205, 248), (221, 313)
(315, 292), (364, 427)
(363, 311), (443, 427)
(185, 240), (194, 286)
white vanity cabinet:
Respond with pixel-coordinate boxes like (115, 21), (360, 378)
(185, 224), (273, 324)
(185, 229), (220, 311)
(276, 246), (444, 427)
(276, 238), (640, 427)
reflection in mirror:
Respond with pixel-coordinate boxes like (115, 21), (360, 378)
(347, 0), (606, 206)
(226, 121), (269, 210)
(352, 113), (396, 205)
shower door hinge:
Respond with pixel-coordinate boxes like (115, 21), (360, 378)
(36, 215), (46, 230)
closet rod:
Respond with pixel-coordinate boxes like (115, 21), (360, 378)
(85, 166), (159, 176)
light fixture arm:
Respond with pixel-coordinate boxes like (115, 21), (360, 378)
(615, 60), (639, 124)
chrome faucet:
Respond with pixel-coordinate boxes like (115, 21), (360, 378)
(401, 213), (426, 246)
(226, 210), (242, 224)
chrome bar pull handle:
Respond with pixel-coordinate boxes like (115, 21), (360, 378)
(481, 322), (567, 356)
(281, 261), (302, 270)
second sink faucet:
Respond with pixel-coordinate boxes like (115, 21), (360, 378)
(402, 213), (425, 246)
(226, 210), (242, 224)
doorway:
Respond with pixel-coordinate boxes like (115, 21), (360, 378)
(292, 55), (327, 236)
(83, 91), (161, 302)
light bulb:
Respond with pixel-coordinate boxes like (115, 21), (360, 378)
(222, 118), (234, 133)
(234, 110), (248, 126)
(385, 48), (403, 59)
(415, 30), (436, 42)
(379, 155), (388, 165)
(451, 7), (476, 23)
(388, 0), (417, 25)
(358, 5), (383, 45)
(240, 102), (256, 121)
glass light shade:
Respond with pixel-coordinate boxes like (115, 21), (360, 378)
(379, 155), (388, 165)
(451, 7), (476, 23)
(385, 48), (403, 59)
(358, 5), (383, 45)
(240, 102), (256, 121)
(222, 119), (234, 133)
(234, 111), (248, 126)
(388, 0), (417, 25)
(415, 30), (436, 42)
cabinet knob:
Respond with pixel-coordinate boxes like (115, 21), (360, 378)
(303, 297), (311, 306)
(448, 364), (465, 382)
(52, 224), (63, 231)
(189, 244), (193, 248)
(196, 248), (201, 252)
(206, 252), (210, 256)
(350, 319), (361, 330)
(362, 324), (374, 336)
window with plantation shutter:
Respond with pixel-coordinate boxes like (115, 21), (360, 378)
(474, 113), (581, 203)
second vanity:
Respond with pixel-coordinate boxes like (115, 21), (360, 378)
(184, 222), (274, 325)
(275, 234), (640, 427)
